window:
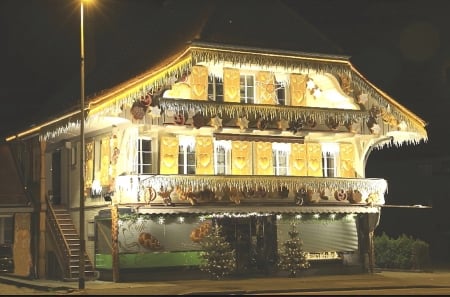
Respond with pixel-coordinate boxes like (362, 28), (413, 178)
(136, 138), (152, 174)
(208, 76), (224, 102)
(321, 143), (339, 177)
(240, 74), (255, 104)
(178, 136), (196, 174)
(0, 216), (13, 244)
(272, 143), (290, 175)
(214, 140), (231, 175)
(275, 81), (286, 105)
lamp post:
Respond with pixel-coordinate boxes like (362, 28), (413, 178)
(79, 0), (87, 290)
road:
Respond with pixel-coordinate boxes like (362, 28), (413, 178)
(272, 288), (450, 295)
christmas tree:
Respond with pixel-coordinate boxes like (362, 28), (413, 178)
(199, 222), (236, 280)
(278, 223), (310, 277)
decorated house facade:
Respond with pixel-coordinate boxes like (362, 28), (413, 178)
(5, 41), (427, 280)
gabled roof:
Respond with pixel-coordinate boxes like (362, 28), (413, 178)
(0, 144), (33, 212)
(6, 0), (427, 147)
(32, 0), (343, 132)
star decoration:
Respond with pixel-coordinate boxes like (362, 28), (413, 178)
(398, 121), (407, 131)
(277, 119), (289, 131)
(150, 106), (161, 118)
(237, 116), (249, 130)
(370, 124), (381, 135)
(256, 118), (269, 130)
(211, 115), (223, 130)
(358, 93), (368, 105)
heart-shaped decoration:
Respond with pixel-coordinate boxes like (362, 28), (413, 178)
(234, 157), (247, 169)
(163, 154), (175, 167)
(192, 85), (205, 97)
(258, 157), (270, 170)
(342, 160), (351, 172)
(227, 86), (238, 99)
(293, 159), (305, 171)
(309, 159), (320, 172)
(198, 153), (211, 167)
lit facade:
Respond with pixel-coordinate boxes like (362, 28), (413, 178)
(6, 42), (427, 280)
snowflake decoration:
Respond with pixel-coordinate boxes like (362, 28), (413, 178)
(397, 121), (407, 131)
(306, 79), (316, 90)
(150, 106), (161, 118)
(370, 123), (381, 135)
(255, 75), (286, 105)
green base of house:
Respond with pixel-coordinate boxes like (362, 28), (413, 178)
(95, 251), (202, 269)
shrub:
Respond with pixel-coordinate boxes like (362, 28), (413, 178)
(374, 232), (430, 270)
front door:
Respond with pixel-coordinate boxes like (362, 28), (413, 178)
(51, 150), (61, 205)
(218, 215), (278, 275)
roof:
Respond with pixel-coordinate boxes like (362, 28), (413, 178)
(5, 0), (427, 147)
(19, 0), (343, 136)
(0, 144), (33, 212)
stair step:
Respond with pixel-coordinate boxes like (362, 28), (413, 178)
(49, 204), (98, 281)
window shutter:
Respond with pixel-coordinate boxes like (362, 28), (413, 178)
(306, 142), (323, 177)
(85, 142), (94, 189)
(255, 142), (273, 175)
(100, 136), (110, 186)
(231, 141), (251, 175)
(190, 65), (208, 100)
(223, 68), (240, 102)
(290, 73), (307, 106)
(290, 143), (307, 176)
(160, 136), (179, 174)
(256, 71), (275, 104)
(195, 136), (214, 174)
(339, 143), (355, 177)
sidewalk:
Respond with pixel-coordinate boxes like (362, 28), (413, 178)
(2, 269), (450, 295)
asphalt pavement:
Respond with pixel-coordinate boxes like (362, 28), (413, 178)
(1, 268), (450, 295)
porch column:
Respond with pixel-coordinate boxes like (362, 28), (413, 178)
(38, 139), (47, 278)
(111, 204), (120, 282)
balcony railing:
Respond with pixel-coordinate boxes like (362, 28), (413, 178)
(138, 175), (387, 206)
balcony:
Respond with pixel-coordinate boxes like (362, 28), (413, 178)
(135, 175), (387, 207)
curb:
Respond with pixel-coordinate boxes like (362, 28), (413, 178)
(0, 275), (74, 292)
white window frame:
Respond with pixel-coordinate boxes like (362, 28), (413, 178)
(240, 74), (255, 104)
(135, 137), (152, 174)
(272, 143), (290, 176)
(275, 80), (287, 106)
(321, 143), (339, 177)
(208, 75), (224, 102)
(214, 140), (231, 175)
(178, 136), (196, 174)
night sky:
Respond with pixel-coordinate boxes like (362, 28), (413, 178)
(1, 0), (450, 260)
(1, 0), (450, 145)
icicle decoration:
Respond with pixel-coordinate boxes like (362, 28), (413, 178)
(160, 98), (367, 124)
(40, 120), (80, 142)
(191, 48), (351, 78)
(140, 175), (387, 197)
(89, 58), (193, 119)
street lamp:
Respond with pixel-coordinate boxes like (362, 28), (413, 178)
(79, 0), (88, 290)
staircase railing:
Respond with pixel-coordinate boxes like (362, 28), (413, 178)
(46, 199), (73, 278)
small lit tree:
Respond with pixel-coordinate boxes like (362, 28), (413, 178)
(199, 222), (236, 280)
(278, 223), (310, 277)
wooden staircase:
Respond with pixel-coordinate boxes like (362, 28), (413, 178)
(48, 205), (98, 281)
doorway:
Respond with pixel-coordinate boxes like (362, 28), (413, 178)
(51, 150), (61, 205)
(217, 215), (277, 274)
